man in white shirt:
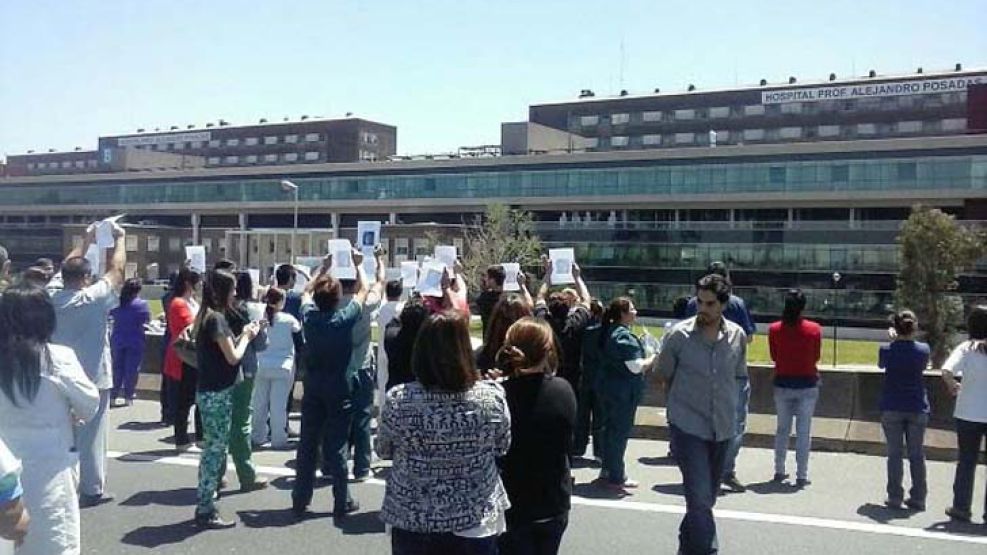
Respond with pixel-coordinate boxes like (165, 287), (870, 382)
(50, 222), (126, 507)
(375, 280), (405, 412)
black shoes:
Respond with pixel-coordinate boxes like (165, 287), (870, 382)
(795, 478), (811, 489)
(334, 499), (360, 517)
(195, 511), (236, 529)
(79, 492), (115, 508)
(945, 506), (972, 523)
(721, 474), (747, 493)
(240, 477), (270, 492)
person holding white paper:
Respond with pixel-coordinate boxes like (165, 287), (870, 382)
(476, 265), (506, 337)
(375, 279), (405, 412)
(50, 220), (126, 508)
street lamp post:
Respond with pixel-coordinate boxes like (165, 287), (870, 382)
(831, 271), (842, 368)
(280, 180), (299, 265)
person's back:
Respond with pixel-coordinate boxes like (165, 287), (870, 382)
(303, 301), (360, 395)
(50, 279), (117, 389)
(879, 339), (931, 413)
(768, 318), (822, 387)
(258, 312), (301, 372)
(110, 297), (150, 346)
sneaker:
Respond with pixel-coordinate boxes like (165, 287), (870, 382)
(885, 498), (904, 510)
(240, 477), (269, 492)
(721, 474), (747, 493)
(79, 493), (115, 508)
(621, 478), (640, 489)
(795, 478), (812, 489)
(945, 506), (972, 523)
(194, 511), (236, 529)
(904, 498), (926, 511)
(351, 472), (371, 483)
(771, 473), (789, 483)
(333, 498), (359, 517)
(175, 443), (192, 454)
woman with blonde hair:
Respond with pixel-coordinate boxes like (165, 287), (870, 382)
(496, 317), (576, 554)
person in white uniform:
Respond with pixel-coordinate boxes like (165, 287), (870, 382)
(0, 283), (100, 555)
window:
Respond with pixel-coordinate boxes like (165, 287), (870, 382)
(202, 238), (212, 253)
(818, 125), (840, 137)
(264, 136), (278, 145)
(245, 137), (259, 146)
(155, 143), (167, 151)
(744, 105), (765, 116)
(362, 132), (379, 144)
(942, 118), (967, 131)
(245, 154), (258, 163)
(87, 160), (98, 168)
(125, 235), (139, 252)
(191, 141), (203, 148)
(610, 136), (629, 147)
(74, 160), (85, 168)
(642, 111), (662, 122)
(709, 107), (730, 119)
(147, 236), (159, 252)
(830, 165), (849, 182)
(674, 132), (695, 145)
(168, 237), (182, 252)
(923, 120), (942, 133)
(285, 134), (298, 144)
(304, 133), (320, 142)
(743, 129), (765, 141)
(263, 153), (278, 162)
(61, 161), (72, 168)
(26, 163), (35, 170)
(897, 162), (917, 181)
(207, 156), (221, 164)
(224, 155), (239, 164)
(779, 127), (802, 139)
(781, 103), (803, 114)
(642, 134), (661, 145)
(611, 113), (630, 125)
(226, 138), (240, 147)
(583, 137), (599, 148)
(674, 109), (695, 121)
(173, 142), (185, 150)
(208, 139), (221, 147)
(579, 115), (599, 127)
(857, 123), (877, 135)
(769, 166), (787, 184)
(395, 238), (409, 256)
(284, 153), (298, 162)
(896, 121), (922, 133)
(304, 151), (320, 161)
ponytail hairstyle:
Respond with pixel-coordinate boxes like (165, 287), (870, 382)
(495, 317), (559, 378)
(196, 269), (236, 331)
(891, 309), (918, 337)
(263, 287), (286, 324)
(781, 288), (807, 326)
(119, 278), (143, 307)
(0, 283), (56, 406)
(600, 296), (634, 348)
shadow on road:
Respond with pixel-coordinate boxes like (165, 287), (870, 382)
(237, 508), (329, 528)
(571, 457), (601, 470)
(651, 482), (685, 497)
(926, 519), (987, 537)
(121, 519), (204, 548)
(333, 510), (386, 535)
(120, 487), (197, 507)
(116, 449), (186, 462)
(856, 502), (917, 524)
(746, 479), (800, 496)
(572, 481), (632, 500)
(638, 456), (677, 467)
(117, 420), (170, 432)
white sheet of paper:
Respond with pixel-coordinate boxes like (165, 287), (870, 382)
(95, 220), (115, 249)
(245, 301), (265, 322)
(292, 265), (311, 293)
(185, 246), (206, 273)
(328, 239), (355, 279)
(502, 263), (521, 291)
(295, 256), (323, 271)
(357, 221), (382, 250)
(247, 269), (261, 288)
(85, 243), (102, 276)
(434, 245), (457, 268)
(416, 260), (445, 297)
(549, 248), (576, 285)
(400, 261), (418, 288)
(361, 247), (377, 276)
(385, 268), (402, 282)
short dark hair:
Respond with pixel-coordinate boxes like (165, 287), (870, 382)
(275, 264), (296, 287)
(120, 278), (143, 306)
(891, 309), (917, 336)
(413, 310), (477, 392)
(33, 257), (54, 271)
(672, 296), (690, 319)
(385, 279), (403, 300)
(968, 305), (987, 341)
(707, 261), (730, 281)
(547, 291), (570, 322)
(696, 273), (731, 304)
(340, 279), (357, 294)
(312, 274), (343, 312)
(782, 289), (807, 326)
(214, 259), (237, 272)
(61, 256), (92, 284)
(486, 265), (506, 287)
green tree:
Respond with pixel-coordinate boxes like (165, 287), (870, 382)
(460, 203), (543, 296)
(895, 205), (986, 367)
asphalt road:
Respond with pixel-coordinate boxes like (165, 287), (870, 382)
(73, 400), (987, 554)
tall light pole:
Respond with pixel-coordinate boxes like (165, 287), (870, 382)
(831, 271), (842, 368)
(280, 180), (299, 264)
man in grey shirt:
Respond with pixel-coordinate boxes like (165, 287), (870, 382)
(657, 274), (747, 555)
(51, 222), (126, 507)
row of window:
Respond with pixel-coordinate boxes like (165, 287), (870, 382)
(574, 92), (969, 127)
(27, 159), (98, 170)
(589, 119), (968, 148)
(129, 133), (325, 152)
(205, 151), (323, 165)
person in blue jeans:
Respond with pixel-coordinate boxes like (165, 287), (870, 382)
(659, 274), (748, 555)
(878, 310), (930, 511)
(684, 262), (755, 493)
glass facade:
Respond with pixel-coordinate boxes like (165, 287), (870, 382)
(1, 154), (985, 207)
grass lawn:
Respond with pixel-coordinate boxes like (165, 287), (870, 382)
(148, 299), (164, 318)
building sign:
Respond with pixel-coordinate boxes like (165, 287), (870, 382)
(762, 74), (986, 104)
(117, 131), (212, 147)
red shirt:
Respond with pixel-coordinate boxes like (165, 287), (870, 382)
(163, 297), (196, 381)
(768, 319), (822, 380)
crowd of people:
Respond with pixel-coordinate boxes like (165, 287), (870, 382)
(0, 233), (985, 554)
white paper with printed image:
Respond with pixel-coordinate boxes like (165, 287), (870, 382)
(434, 245), (457, 268)
(85, 243), (102, 276)
(549, 248), (575, 284)
(502, 263), (521, 291)
(416, 260), (445, 297)
(327, 239), (355, 279)
(185, 246), (206, 273)
(400, 261), (419, 288)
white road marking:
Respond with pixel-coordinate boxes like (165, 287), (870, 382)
(107, 450), (987, 546)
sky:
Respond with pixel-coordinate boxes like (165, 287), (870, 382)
(1, 0), (986, 158)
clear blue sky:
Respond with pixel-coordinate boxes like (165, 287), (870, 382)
(1, 0), (985, 158)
